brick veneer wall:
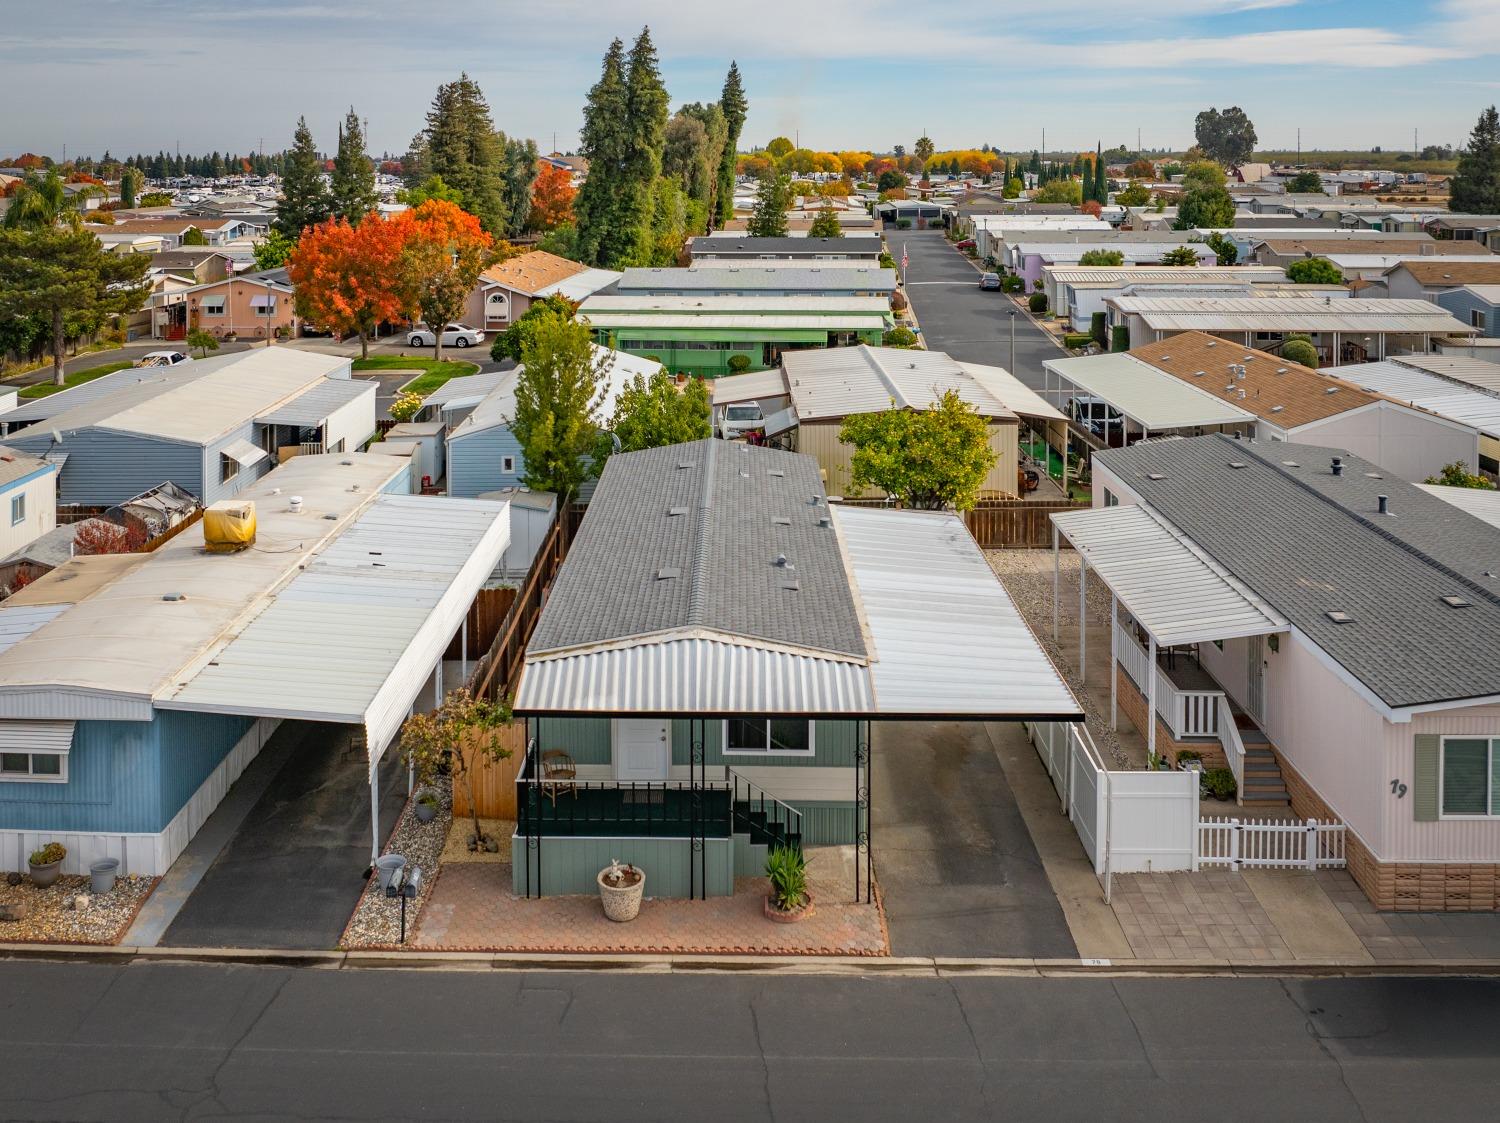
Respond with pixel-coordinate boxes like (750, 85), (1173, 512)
(1114, 666), (1228, 768)
(1278, 750), (1499, 912)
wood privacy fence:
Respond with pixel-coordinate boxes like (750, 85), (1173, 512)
(449, 720), (529, 821)
(468, 512), (570, 705)
(836, 498), (1088, 549)
(442, 587), (517, 663)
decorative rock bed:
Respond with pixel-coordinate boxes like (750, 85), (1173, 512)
(0, 874), (156, 945)
(340, 774), (453, 949)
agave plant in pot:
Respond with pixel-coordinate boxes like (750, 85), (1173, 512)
(413, 788), (440, 823)
(764, 843), (813, 923)
(598, 859), (644, 922)
(28, 842), (67, 888)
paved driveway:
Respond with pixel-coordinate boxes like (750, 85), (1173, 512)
(160, 723), (406, 950)
(872, 721), (1076, 958)
(884, 226), (1062, 390)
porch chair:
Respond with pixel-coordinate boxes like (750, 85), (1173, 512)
(540, 749), (578, 807)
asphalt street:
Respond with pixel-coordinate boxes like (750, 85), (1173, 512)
(883, 226), (1062, 391)
(1, 962), (1497, 1122)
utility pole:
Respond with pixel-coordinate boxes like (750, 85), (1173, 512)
(1297, 128), (1301, 163)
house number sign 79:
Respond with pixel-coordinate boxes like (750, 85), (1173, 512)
(1391, 779), (1407, 798)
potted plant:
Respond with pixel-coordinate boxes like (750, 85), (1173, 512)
(598, 859), (644, 922)
(413, 788), (440, 823)
(1175, 749), (1203, 771)
(28, 842), (66, 888)
(764, 843), (813, 923)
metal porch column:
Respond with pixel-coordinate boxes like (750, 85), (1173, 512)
(855, 721), (871, 905)
(369, 759), (381, 867)
(1147, 632), (1158, 765)
(1110, 593), (1118, 731)
(1078, 554), (1087, 685)
(1052, 525), (1061, 642)
(690, 718), (705, 900)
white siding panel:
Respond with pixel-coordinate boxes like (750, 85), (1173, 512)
(1292, 403), (1478, 483)
(1384, 703), (1500, 863)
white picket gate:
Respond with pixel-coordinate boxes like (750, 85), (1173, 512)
(1197, 817), (1347, 870)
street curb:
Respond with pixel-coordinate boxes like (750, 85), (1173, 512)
(6, 942), (1500, 977)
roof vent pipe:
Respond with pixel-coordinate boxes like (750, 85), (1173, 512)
(1377, 494), (1389, 515)
(1330, 457), (1343, 477)
(774, 553), (788, 567)
(289, 495), (304, 513)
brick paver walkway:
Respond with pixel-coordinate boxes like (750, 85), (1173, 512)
(413, 862), (888, 956)
(1110, 870), (1290, 960)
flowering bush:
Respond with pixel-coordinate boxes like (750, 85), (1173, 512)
(389, 390), (424, 423)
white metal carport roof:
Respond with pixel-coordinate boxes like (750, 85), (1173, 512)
(1338, 360), (1500, 439)
(1050, 504), (1286, 645)
(162, 493), (509, 771)
(1043, 353), (1257, 432)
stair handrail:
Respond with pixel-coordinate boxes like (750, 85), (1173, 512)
(725, 767), (803, 844)
(1216, 696), (1247, 807)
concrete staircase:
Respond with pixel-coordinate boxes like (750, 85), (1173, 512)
(1236, 719), (1290, 805)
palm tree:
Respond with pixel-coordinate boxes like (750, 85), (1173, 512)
(2, 170), (77, 230)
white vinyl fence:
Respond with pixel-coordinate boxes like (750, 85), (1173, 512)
(1027, 723), (1347, 900)
(1198, 817), (1347, 870)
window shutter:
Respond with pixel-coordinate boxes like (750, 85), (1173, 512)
(1412, 734), (1440, 822)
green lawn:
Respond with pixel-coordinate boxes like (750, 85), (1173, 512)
(352, 356), (480, 397)
(18, 360), (135, 399)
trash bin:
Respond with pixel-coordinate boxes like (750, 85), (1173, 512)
(375, 854), (406, 893)
(89, 858), (120, 896)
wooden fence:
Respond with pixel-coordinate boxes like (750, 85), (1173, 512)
(835, 497), (1088, 549)
(449, 720), (529, 821)
(442, 586), (517, 662)
(468, 514), (569, 704)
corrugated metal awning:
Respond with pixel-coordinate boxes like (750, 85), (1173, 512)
(221, 438), (269, 467)
(0, 719), (75, 752)
(1051, 505), (1287, 646)
(763, 406), (798, 438)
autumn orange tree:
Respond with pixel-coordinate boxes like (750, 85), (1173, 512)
(288, 215), (408, 359)
(527, 163), (576, 232)
(393, 199), (496, 361)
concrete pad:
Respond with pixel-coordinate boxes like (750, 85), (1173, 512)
(1243, 870), (1374, 962)
(984, 722), (1135, 960)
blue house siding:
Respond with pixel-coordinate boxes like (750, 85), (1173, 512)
(0, 710), (251, 835)
(6, 429), (204, 506)
(447, 426), (526, 499)
(201, 422), (275, 505)
(1436, 289), (1500, 338)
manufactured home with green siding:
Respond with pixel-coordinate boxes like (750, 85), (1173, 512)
(577, 294), (893, 378)
(511, 439), (1080, 900)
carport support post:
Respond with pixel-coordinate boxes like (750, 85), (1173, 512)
(370, 762), (381, 866)
(1051, 525), (1061, 642)
(1110, 593), (1118, 731)
(1146, 632), (1158, 766)
(1077, 555), (1087, 685)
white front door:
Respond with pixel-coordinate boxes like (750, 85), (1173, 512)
(613, 718), (670, 781)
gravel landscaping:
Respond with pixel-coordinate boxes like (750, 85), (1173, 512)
(0, 873), (156, 944)
(340, 774), (453, 949)
(986, 548), (1138, 768)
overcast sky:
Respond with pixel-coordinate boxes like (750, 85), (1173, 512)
(7, 0), (1500, 160)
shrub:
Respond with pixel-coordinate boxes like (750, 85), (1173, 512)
(1110, 325), (1130, 352)
(1000, 275), (1024, 293)
(1028, 292), (1048, 314)
(883, 326), (918, 348)
(895, 218), (912, 229)
(1062, 332), (1092, 349)
(29, 842), (66, 866)
(727, 353), (752, 374)
(765, 843), (808, 911)
(1175, 749), (1204, 768)
(889, 290), (909, 313)
(878, 252), (896, 270)
(1280, 338), (1319, 368)
(1202, 768), (1237, 800)
(1090, 311), (1108, 348)
(389, 390), (424, 422)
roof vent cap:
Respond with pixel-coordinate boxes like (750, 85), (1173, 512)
(289, 495), (304, 513)
(1331, 457), (1344, 476)
(1325, 610), (1355, 624)
(162, 593), (187, 602)
(656, 566), (681, 580)
(1442, 594), (1473, 608)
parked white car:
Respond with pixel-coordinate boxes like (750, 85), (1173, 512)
(407, 324), (485, 348)
(135, 350), (192, 367)
(718, 402), (766, 440)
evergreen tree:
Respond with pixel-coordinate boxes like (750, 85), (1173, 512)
(330, 107), (378, 224)
(1451, 105), (1500, 215)
(119, 167), (142, 208)
(747, 173), (792, 237)
(715, 62), (748, 227)
(420, 74), (509, 237)
(574, 38), (631, 267)
(619, 27), (670, 266)
(499, 134), (539, 237)
(274, 116), (331, 239)
(808, 203), (843, 238)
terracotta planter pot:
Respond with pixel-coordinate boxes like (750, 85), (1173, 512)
(598, 867), (644, 922)
(764, 892), (815, 924)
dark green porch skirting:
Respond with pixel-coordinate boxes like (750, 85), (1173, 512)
(509, 834), (734, 898)
(785, 801), (858, 847)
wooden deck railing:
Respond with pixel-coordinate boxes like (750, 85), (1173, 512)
(837, 497), (1089, 549)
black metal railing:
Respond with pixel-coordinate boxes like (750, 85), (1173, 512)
(727, 768), (803, 852)
(514, 777), (731, 839)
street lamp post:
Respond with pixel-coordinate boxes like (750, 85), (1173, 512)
(1008, 308), (1017, 374)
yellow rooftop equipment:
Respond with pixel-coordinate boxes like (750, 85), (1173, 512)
(203, 499), (256, 553)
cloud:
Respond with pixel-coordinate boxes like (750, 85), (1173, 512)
(1067, 28), (1463, 69)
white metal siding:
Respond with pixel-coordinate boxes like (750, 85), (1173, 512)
(1385, 703), (1500, 862)
(1291, 402), (1479, 482)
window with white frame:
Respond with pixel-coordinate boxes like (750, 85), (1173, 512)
(1440, 736), (1500, 817)
(201, 295), (226, 316)
(1473, 309), (1488, 332)
(501, 455), (516, 473)
(220, 452), (240, 483)
(723, 717), (814, 756)
(0, 749), (67, 782)
(10, 493), (23, 526)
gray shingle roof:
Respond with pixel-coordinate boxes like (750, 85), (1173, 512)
(615, 266), (897, 293)
(527, 439), (866, 660)
(1094, 434), (1500, 709)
